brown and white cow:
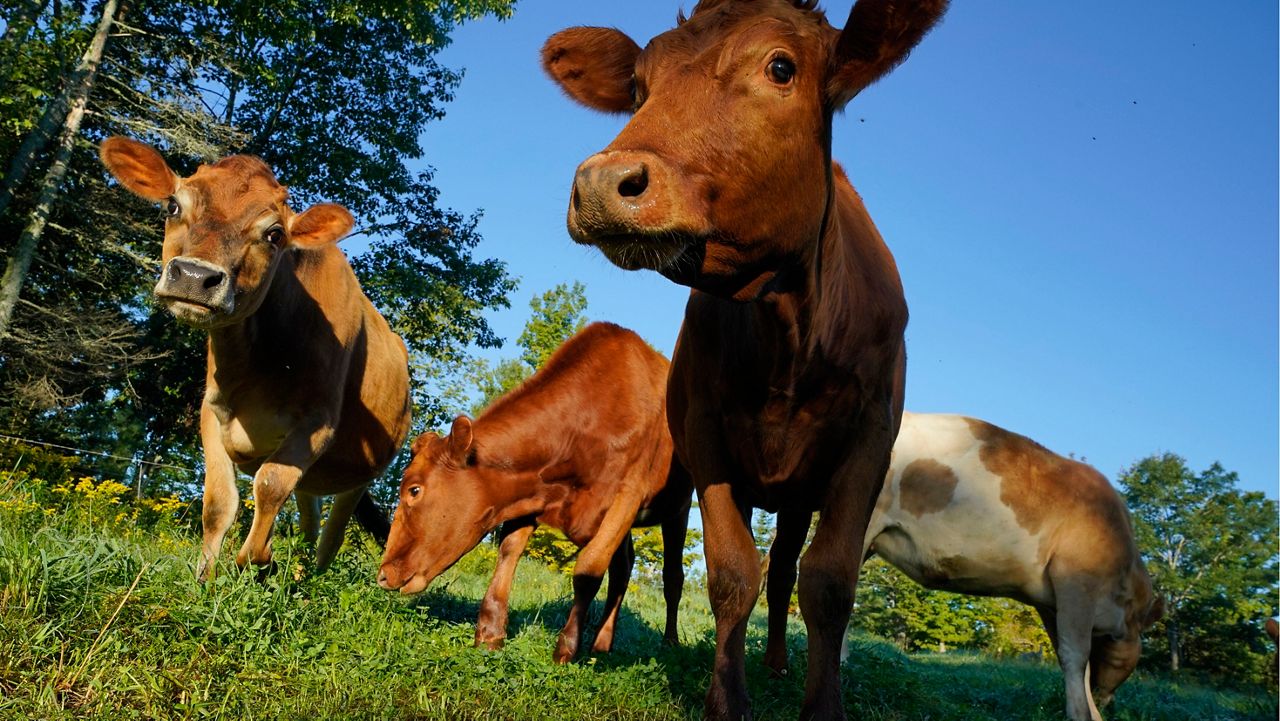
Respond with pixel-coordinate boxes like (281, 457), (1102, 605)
(100, 137), (412, 580)
(543, 1), (946, 718)
(377, 322), (692, 662)
(764, 412), (1164, 721)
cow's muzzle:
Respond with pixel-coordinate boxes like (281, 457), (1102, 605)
(567, 150), (704, 271)
(154, 257), (234, 322)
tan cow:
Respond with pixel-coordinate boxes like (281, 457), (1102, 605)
(765, 412), (1163, 721)
(100, 137), (412, 580)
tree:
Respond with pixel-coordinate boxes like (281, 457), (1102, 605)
(470, 281), (589, 413)
(0, 0), (518, 494)
(1119, 453), (1278, 684)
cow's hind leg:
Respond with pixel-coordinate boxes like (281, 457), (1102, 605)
(555, 486), (644, 664)
(351, 490), (391, 546)
(296, 492), (322, 545)
(314, 486), (364, 571)
(764, 508), (812, 678)
(660, 497), (691, 645)
(591, 531), (635, 653)
(476, 517), (536, 650)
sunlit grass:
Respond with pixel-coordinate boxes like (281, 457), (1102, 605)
(0, 495), (1273, 721)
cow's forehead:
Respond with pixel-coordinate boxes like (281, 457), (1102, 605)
(644, 0), (831, 71)
(185, 156), (287, 217)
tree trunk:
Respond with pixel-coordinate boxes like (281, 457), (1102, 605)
(0, 0), (121, 340)
(0, 0), (118, 221)
(1167, 618), (1180, 671)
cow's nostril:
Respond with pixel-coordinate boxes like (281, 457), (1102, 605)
(202, 271), (225, 290)
(617, 165), (648, 198)
(167, 262), (182, 283)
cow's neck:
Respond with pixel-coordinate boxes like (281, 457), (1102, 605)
(469, 397), (576, 519)
(757, 172), (905, 379)
(206, 253), (309, 379)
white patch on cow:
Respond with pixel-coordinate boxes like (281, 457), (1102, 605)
(866, 413), (1053, 606)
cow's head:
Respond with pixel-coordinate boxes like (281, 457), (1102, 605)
(544, 0), (946, 300)
(1090, 564), (1165, 708)
(99, 137), (353, 329)
(377, 417), (497, 594)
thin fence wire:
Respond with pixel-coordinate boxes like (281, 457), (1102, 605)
(0, 433), (196, 472)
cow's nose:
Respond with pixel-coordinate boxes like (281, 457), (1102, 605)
(168, 258), (226, 290)
(377, 567), (392, 590)
(573, 156), (650, 217)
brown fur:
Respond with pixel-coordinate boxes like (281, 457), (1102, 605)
(100, 137), (411, 580)
(378, 323), (693, 662)
(543, 2), (947, 718)
(967, 418), (1128, 541)
(898, 458), (958, 518)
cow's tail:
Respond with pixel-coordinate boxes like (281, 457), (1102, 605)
(352, 490), (391, 546)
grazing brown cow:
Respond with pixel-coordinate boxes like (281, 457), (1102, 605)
(543, 1), (946, 717)
(100, 137), (411, 580)
(765, 413), (1164, 721)
(377, 322), (692, 662)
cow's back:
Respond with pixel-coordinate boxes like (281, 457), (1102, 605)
(481, 323), (676, 542)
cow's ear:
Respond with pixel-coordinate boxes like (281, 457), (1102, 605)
(100, 136), (178, 201)
(826, 0), (948, 109)
(448, 416), (474, 463)
(289, 203), (354, 249)
(542, 27), (641, 114)
(1145, 594), (1166, 627)
(409, 432), (438, 457)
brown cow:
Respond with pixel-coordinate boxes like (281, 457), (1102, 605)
(765, 412), (1164, 721)
(543, 1), (946, 718)
(377, 322), (692, 662)
(100, 137), (411, 580)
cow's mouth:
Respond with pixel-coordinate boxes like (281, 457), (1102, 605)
(157, 295), (224, 327)
(591, 234), (691, 273)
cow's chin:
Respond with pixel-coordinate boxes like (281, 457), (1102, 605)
(160, 298), (230, 329)
(396, 573), (431, 595)
(592, 235), (691, 273)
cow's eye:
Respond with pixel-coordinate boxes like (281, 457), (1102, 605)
(264, 227), (284, 246)
(766, 57), (796, 85)
(166, 198), (180, 218)
(408, 486), (422, 498)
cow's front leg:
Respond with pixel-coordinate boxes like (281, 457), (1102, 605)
(1051, 580), (1104, 721)
(764, 508), (813, 678)
(236, 419), (335, 570)
(197, 400), (239, 583)
(700, 481), (760, 721)
(797, 426), (892, 721)
(555, 485), (644, 664)
(476, 517), (536, 650)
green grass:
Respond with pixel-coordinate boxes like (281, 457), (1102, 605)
(0, 508), (1273, 720)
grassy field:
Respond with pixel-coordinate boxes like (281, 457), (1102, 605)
(0, 500), (1274, 720)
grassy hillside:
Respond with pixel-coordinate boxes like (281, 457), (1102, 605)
(0, 491), (1274, 720)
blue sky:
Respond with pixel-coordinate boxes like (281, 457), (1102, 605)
(383, 1), (1277, 498)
